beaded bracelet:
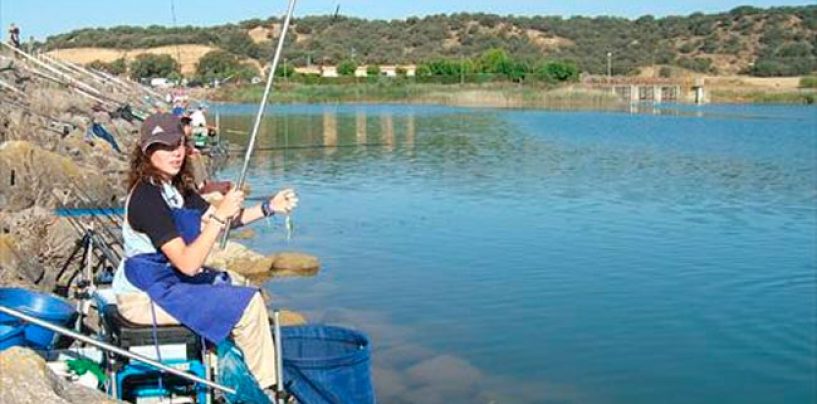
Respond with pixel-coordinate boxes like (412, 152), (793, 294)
(261, 200), (275, 217)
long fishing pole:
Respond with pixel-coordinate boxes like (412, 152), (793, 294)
(0, 306), (236, 395)
(1, 41), (105, 98)
(52, 188), (123, 265)
(24, 64), (115, 107)
(64, 184), (124, 250)
(68, 184), (125, 246)
(4, 98), (76, 128)
(38, 53), (125, 101)
(37, 58), (127, 107)
(37, 52), (121, 101)
(56, 209), (124, 266)
(0, 77), (24, 94)
(219, 0), (298, 248)
(4, 45), (123, 109)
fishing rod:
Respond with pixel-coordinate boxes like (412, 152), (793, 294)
(220, 0), (298, 248)
(0, 77), (24, 95)
(24, 64), (115, 107)
(68, 183), (125, 245)
(54, 205), (123, 270)
(37, 53), (127, 101)
(92, 67), (158, 104)
(0, 306), (236, 395)
(59, 58), (155, 111)
(65, 184), (125, 248)
(38, 53), (108, 87)
(1, 41), (106, 99)
(1, 99), (77, 137)
(53, 188), (124, 265)
(3, 98), (77, 127)
(4, 45), (124, 109)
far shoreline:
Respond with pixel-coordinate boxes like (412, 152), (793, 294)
(205, 82), (817, 108)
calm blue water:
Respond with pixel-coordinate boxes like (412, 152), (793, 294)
(213, 103), (817, 403)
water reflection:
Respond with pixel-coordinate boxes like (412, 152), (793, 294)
(217, 105), (816, 211)
(322, 110), (337, 152)
(356, 112), (367, 144)
(219, 107), (429, 158)
(381, 114), (394, 151)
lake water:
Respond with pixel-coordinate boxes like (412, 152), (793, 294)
(212, 103), (816, 403)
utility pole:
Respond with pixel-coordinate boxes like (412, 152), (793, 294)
(460, 57), (465, 85)
(607, 51), (612, 82)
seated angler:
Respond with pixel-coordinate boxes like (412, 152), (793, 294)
(111, 112), (298, 392)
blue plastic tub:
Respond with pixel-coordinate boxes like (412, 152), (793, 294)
(0, 323), (25, 350)
(0, 288), (76, 350)
(280, 325), (374, 404)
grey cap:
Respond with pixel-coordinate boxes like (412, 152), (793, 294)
(139, 113), (184, 152)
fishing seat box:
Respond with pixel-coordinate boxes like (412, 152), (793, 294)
(101, 304), (199, 349)
(95, 291), (200, 359)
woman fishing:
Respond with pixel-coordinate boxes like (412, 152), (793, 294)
(111, 112), (298, 392)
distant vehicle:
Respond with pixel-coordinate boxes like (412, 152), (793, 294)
(149, 78), (174, 88)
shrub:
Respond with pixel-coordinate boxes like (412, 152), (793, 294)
(87, 58), (127, 75)
(533, 60), (579, 83)
(799, 76), (817, 88)
(337, 60), (357, 76)
(129, 53), (180, 79)
(366, 65), (381, 76)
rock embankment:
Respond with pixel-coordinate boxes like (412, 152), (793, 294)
(0, 347), (124, 404)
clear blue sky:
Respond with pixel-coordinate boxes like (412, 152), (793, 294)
(0, 0), (813, 41)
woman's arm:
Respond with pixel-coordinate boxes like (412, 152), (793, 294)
(161, 188), (244, 275)
(237, 188), (299, 226)
(160, 218), (226, 276)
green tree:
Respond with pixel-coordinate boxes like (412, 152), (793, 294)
(415, 64), (432, 78)
(337, 59), (358, 76)
(506, 60), (530, 82)
(196, 50), (259, 83)
(533, 60), (579, 83)
(478, 48), (512, 74)
(87, 58), (127, 75)
(799, 76), (817, 88)
(196, 50), (241, 81)
(219, 31), (261, 59)
(129, 54), (180, 79)
(275, 63), (295, 78)
(366, 64), (381, 76)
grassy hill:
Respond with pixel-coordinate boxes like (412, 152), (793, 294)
(42, 5), (817, 77)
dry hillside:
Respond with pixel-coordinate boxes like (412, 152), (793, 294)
(45, 44), (218, 75)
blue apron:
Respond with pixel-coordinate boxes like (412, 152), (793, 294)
(124, 206), (257, 343)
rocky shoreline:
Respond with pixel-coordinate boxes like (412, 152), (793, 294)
(0, 52), (318, 403)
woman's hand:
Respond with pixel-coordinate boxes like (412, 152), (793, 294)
(270, 188), (298, 215)
(215, 187), (244, 220)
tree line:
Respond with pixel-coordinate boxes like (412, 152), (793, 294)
(86, 47), (579, 86)
(53, 5), (817, 78)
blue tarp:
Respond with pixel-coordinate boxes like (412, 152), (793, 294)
(90, 123), (122, 153)
(281, 325), (375, 404)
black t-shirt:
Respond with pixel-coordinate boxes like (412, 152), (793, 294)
(127, 182), (209, 249)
